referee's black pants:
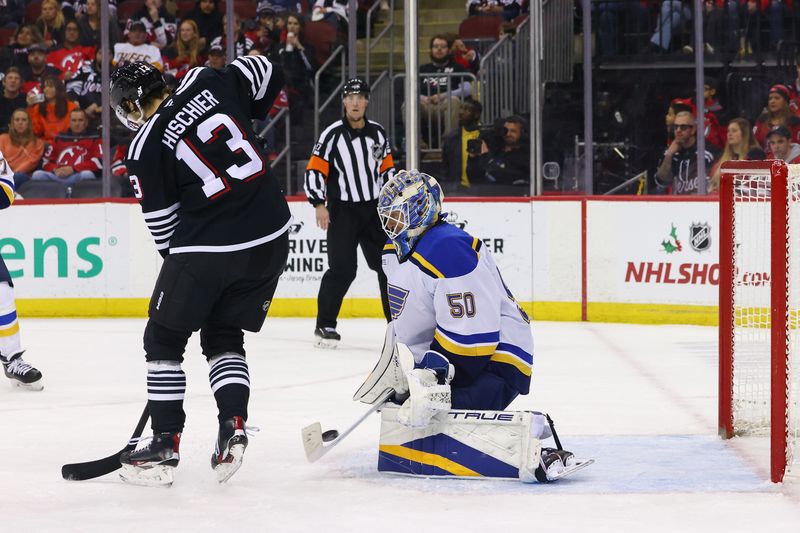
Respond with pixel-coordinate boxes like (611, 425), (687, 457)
(317, 199), (391, 329)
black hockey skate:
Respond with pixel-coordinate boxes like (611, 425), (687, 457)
(211, 416), (248, 483)
(535, 447), (594, 482)
(120, 432), (181, 487)
(314, 327), (341, 349)
(1, 353), (43, 391)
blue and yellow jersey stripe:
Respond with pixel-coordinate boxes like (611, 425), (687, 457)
(0, 175), (15, 210)
(432, 326), (499, 357)
(491, 342), (533, 377)
(408, 223), (482, 279)
(0, 310), (20, 338)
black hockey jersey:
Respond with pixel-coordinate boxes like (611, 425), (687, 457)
(125, 55), (291, 255)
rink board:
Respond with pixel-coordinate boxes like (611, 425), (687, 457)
(3, 197), (719, 324)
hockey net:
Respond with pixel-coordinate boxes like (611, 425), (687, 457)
(719, 160), (800, 483)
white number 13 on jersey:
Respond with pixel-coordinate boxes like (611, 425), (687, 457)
(175, 113), (264, 198)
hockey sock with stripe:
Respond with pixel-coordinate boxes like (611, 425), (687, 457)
(208, 353), (250, 423)
(146, 361), (186, 433)
(0, 282), (23, 358)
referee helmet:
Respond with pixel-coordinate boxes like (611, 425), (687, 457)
(342, 78), (370, 99)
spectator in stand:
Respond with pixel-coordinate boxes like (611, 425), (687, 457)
(442, 97), (483, 190)
(271, 0), (303, 12)
(280, 12), (317, 126)
(206, 43), (227, 69)
(311, 0), (348, 35)
(28, 76), (76, 145)
(163, 20), (205, 80)
(113, 21), (163, 70)
(703, 0), (740, 56)
(126, 0), (178, 50)
(0, 109), (44, 189)
(593, 1), (649, 57)
(66, 48), (105, 127)
(654, 110), (718, 195)
(666, 96), (724, 151)
(0, 68), (26, 133)
(35, 0), (66, 51)
(248, 2), (283, 57)
(765, 125), (800, 163)
(741, 0), (791, 53)
(185, 0), (223, 51)
(709, 117), (765, 192)
(76, 0), (120, 48)
(468, 115), (530, 187)
(31, 108), (100, 186)
(753, 84), (800, 149)
(47, 20), (95, 80)
(62, 0), (118, 20)
(20, 43), (62, 95)
(0, 25), (44, 72)
(649, 0), (692, 53)
(417, 35), (472, 146)
(450, 36), (480, 74)
(209, 13), (254, 58)
(0, 0), (25, 30)
(467, 0), (522, 21)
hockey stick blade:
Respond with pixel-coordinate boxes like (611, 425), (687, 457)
(302, 389), (395, 463)
(61, 404), (150, 481)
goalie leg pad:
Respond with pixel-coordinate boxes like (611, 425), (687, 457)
(353, 322), (409, 404)
(378, 405), (542, 481)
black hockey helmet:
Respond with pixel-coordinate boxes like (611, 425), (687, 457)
(110, 62), (167, 131)
(342, 77), (370, 99)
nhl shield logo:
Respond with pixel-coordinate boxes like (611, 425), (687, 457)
(371, 141), (385, 161)
(689, 222), (711, 252)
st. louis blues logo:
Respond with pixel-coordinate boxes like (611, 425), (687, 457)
(387, 284), (409, 320)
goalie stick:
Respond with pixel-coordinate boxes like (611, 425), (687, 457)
(301, 388), (395, 462)
(61, 405), (150, 481)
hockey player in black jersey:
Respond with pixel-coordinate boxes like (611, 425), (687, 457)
(109, 58), (291, 487)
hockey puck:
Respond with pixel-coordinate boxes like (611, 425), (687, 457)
(322, 429), (339, 442)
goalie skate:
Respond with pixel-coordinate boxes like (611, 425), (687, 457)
(535, 448), (594, 482)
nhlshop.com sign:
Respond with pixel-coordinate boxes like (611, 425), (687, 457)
(587, 201), (720, 306)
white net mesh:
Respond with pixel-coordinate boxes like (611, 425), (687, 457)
(729, 165), (800, 477)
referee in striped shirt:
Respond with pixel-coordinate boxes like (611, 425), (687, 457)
(304, 78), (395, 348)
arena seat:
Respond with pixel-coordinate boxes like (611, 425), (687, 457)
(24, 0), (43, 24)
(458, 15), (504, 40)
(218, 0), (258, 19)
(304, 21), (339, 66)
(0, 27), (15, 48)
(177, 0), (196, 19)
(117, 0), (146, 23)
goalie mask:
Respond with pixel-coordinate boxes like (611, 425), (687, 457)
(110, 62), (167, 131)
(377, 170), (443, 260)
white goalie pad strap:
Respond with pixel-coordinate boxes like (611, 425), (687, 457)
(353, 322), (409, 404)
(377, 405), (542, 482)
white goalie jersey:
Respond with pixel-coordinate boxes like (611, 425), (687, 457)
(381, 221), (533, 395)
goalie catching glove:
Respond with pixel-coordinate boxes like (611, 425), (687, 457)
(397, 351), (454, 428)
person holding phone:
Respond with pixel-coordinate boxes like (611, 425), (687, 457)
(441, 97), (483, 191)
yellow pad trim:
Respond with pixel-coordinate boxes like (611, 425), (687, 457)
(0, 322), (20, 337)
(379, 444), (482, 477)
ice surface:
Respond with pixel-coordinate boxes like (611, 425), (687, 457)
(2, 318), (800, 532)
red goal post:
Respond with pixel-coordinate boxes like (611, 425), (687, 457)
(718, 159), (799, 483)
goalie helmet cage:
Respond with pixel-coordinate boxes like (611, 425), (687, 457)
(719, 159), (800, 483)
